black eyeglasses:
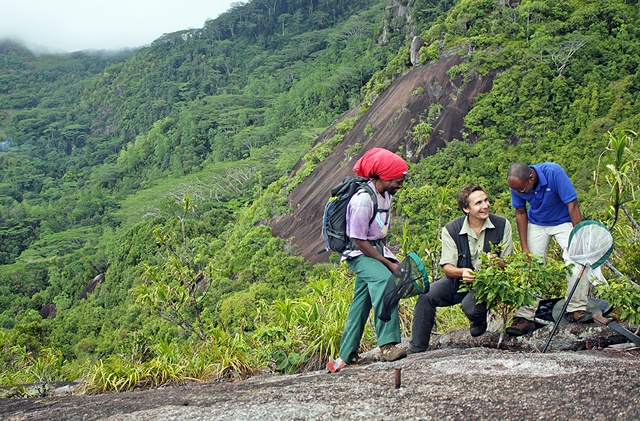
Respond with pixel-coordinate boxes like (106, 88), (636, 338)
(516, 176), (532, 194)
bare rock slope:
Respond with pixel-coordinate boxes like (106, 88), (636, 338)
(271, 54), (495, 263)
(3, 345), (639, 420)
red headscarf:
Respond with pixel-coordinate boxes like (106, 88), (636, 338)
(353, 148), (408, 181)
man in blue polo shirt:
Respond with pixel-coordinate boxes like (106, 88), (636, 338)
(505, 162), (588, 336)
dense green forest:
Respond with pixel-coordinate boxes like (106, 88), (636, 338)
(1, 0), (639, 394)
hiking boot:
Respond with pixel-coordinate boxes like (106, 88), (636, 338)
(506, 317), (536, 336)
(326, 358), (346, 373)
(567, 310), (593, 323)
(380, 343), (407, 362)
(470, 322), (487, 337)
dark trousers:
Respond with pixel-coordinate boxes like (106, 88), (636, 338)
(409, 276), (487, 352)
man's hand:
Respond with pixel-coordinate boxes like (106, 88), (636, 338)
(461, 268), (475, 283)
(389, 262), (400, 275)
(354, 238), (398, 274)
(487, 252), (507, 269)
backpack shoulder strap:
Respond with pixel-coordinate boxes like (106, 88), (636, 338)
(357, 182), (383, 226)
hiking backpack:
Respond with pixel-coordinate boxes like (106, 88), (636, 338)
(319, 176), (388, 255)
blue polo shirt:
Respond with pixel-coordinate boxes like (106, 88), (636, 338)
(510, 162), (578, 226)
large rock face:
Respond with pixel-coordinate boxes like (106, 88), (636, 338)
(271, 54), (495, 262)
(410, 36), (424, 65)
(3, 345), (639, 420)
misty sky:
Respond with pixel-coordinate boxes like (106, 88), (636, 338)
(0, 0), (239, 53)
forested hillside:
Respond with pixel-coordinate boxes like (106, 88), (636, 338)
(1, 0), (639, 394)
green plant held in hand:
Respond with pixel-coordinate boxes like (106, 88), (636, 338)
(460, 250), (568, 332)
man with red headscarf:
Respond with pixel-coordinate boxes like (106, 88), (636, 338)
(326, 148), (408, 373)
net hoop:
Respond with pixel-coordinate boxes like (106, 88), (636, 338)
(567, 220), (614, 269)
(406, 252), (428, 294)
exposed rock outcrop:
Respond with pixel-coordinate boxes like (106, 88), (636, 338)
(427, 321), (636, 352)
(39, 303), (56, 319)
(271, 54), (495, 262)
(410, 36), (424, 65)
(78, 273), (105, 300)
(380, 0), (416, 44)
(2, 344), (639, 420)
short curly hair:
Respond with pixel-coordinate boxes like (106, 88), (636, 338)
(457, 183), (485, 212)
(507, 163), (532, 182)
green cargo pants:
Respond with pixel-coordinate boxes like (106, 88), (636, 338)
(339, 255), (401, 363)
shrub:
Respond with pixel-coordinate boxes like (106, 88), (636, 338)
(463, 250), (568, 335)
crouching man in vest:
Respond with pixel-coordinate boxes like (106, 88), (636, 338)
(409, 183), (514, 353)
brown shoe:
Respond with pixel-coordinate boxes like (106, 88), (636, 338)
(380, 343), (407, 362)
(506, 317), (536, 336)
(567, 310), (593, 323)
